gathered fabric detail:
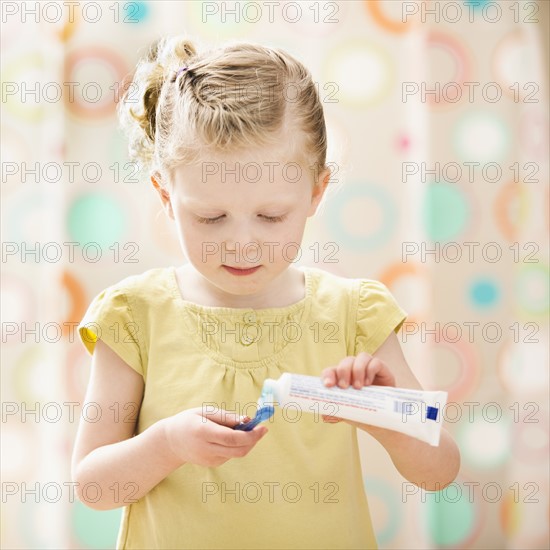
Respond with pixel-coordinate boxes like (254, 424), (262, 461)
(170, 267), (314, 370)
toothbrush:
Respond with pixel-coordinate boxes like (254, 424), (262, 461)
(232, 386), (275, 431)
(232, 405), (274, 431)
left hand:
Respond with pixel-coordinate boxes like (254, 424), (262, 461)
(320, 352), (396, 424)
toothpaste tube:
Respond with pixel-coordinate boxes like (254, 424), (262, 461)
(259, 373), (447, 446)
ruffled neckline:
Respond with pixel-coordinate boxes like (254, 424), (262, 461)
(167, 265), (313, 316)
(166, 266), (315, 369)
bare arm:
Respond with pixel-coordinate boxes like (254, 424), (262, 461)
(322, 331), (460, 491)
(71, 339), (184, 511)
(355, 423), (459, 491)
(356, 332), (460, 490)
(72, 339), (268, 510)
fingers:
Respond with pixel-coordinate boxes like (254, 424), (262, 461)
(322, 356), (355, 388)
(218, 424), (268, 447)
(367, 358), (395, 386)
(200, 408), (249, 428)
(207, 431), (266, 459)
(206, 425), (268, 463)
(198, 409), (268, 448)
(321, 353), (394, 390)
(322, 354), (372, 389)
(335, 356), (356, 388)
(364, 356), (381, 385)
(321, 367), (337, 387)
(365, 357), (396, 386)
(352, 352), (372, 388)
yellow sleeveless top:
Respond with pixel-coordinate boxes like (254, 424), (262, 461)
(78, 265), (407, 549)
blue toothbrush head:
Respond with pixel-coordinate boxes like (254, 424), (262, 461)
(233, 405), (274, 431)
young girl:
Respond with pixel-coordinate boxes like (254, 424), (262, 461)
(72, 36), (460, 549)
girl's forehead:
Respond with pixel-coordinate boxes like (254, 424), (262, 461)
(184, 137), (306, 167)
(175, 183), (306, 211)
(195, 149), (303, 168)
(171, 159), (312, 205)
(173, 155), (309, 186)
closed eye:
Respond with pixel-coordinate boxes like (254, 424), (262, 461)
(196, 214), (287, 224)
(262, 214), (287, 223)
(196, 215), (225, 224)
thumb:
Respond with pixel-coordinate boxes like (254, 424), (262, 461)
(200, 408), (251, 428)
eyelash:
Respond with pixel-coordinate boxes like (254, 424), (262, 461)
(196, 214), (287, 224)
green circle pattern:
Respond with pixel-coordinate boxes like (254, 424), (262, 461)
(423, 182), (470, 242)
(72, 500), (122, 547)
(67, 193), (126, 249)
(425, 485), (476, 546)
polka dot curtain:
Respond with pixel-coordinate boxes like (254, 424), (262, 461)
(1, 1), (548, 548)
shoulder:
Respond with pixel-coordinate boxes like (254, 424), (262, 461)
(98, 266), (175, 306)
(306, 266), (394, 305)
(356, 277), (399, 304)
(305, 266), (358, 297)
(304, 268), (407, 354)
(105, 266), (172, 291)
(78, 267), (175, 360)
(80, 267), (176, 328)
(305, 267), (363, 334)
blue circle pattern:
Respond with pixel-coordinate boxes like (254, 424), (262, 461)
(125, 1), (149, 22)
(470, 278), (499, 307)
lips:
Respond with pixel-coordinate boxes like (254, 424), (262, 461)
(222, 265), (262, 276)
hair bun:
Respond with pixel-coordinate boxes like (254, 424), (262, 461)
(117, 36), (198, 177)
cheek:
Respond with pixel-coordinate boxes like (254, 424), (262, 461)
(283, 216), (307, 240)
(178, 219), (240, 266)
(264, 220), (306, 261)
(282, 223), (304, 244)
(173, 217), (210, 256)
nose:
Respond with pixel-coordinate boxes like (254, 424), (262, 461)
(222, 221), (261, 261)
(223, 219), (255, 249)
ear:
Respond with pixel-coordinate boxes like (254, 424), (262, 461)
(151, 173), (174, 220)
(307, 167), (331, 217)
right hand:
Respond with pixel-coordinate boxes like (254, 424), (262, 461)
(162, 407), (268, 467)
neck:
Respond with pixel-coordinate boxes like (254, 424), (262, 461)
(179, 264), (305, 309)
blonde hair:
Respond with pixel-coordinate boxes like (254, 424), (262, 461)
(118, 35), (332, 190)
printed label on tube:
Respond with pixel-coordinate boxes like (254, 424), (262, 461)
(262, 373), (448, 446)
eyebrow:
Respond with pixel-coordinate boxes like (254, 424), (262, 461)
(185, 199), (291, 209)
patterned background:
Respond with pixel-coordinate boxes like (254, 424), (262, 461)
(1, 1), (549, 548)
